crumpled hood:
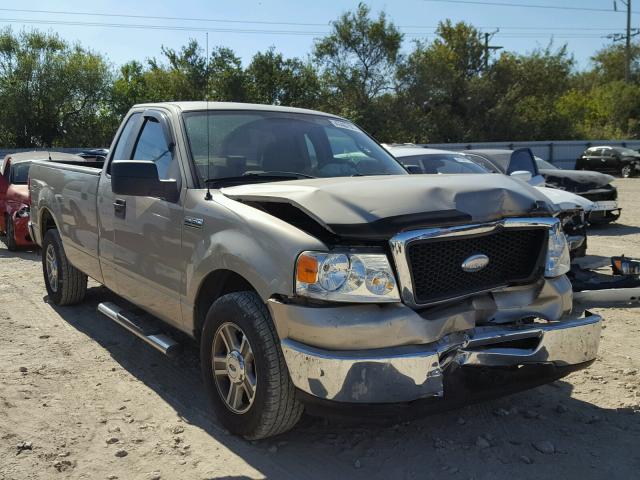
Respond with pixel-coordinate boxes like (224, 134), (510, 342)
(221, 174), (553, 239)
(540, 169), (614, 191)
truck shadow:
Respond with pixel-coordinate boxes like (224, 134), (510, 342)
(48, 286), (640, 480)
(0, 244), (40, 261)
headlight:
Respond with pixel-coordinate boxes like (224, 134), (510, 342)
(16, 205), (30, 218)
(295, 251), (400, 302)
(545, 221), (570, 277)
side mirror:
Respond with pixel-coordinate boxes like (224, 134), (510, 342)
(405, 165), (423, 174)
(510, 170), (533, 182)
(111, 160), (179, 202)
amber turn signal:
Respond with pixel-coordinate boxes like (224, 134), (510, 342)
(296, 254), (318, 283)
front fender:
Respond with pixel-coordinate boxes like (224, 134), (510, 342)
(182, 189), (327, 319)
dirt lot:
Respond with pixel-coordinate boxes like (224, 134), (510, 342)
(1, 180), (639, 480)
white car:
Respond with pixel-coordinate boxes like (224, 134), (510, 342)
(389, 146), (591, 256)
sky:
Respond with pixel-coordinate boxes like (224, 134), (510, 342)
(1, 1), (637, 70)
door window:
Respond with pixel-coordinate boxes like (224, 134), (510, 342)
(108, 112), (141, 174)
(132, 118), (177, 180)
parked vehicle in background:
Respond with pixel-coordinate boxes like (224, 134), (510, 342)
(576, 146), (640, 178)
(78, 148), (109, 161)
(461, 148), (546, 185)
(390, 146), (590, 257)
(534, 157), (620, 224)
(29, 102), (601, 439)
(0, 151), (93, 250)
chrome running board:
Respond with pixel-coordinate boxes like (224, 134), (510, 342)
(97, 302), (180, 357)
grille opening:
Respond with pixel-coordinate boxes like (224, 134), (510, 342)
(406, 228), (547, 305)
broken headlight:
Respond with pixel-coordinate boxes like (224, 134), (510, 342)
(545, 221), (571, 277)
(295, 251), (400, 302)
(16, 205), (30, 218)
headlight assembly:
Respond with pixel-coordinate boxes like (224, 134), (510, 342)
(16, 205), (30, 218)
(295, 251), (400, 302)
(545, 221), (571, 278)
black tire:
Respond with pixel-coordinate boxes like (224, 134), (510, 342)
(200, 291), (303, 439)
(42, 229), (88, 305)
(5, 216), (17, 251)
(621, 164), (632, 178)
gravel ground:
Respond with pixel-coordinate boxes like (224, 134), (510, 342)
(1, 180), (639, 480)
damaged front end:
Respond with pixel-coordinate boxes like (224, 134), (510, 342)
(267, 215), (601, 406)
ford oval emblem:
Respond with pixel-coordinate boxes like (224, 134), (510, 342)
(461, 254), (490, 273)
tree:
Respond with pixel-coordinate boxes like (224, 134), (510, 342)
(480, 45), (576, 141)
(0, 28), (111, 147)
(589, 42), (640, 84)
(313, 2), (402, 130)
(206, 47), (248, 101)
(397, 21), (487, 142)
(246, 48), (322, 108)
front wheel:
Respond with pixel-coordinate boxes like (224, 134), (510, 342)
(42, 229), (87, 305)
(200, 291), (303, 439)
(621, 164), (632, 178)
(5, 216), (17, 251)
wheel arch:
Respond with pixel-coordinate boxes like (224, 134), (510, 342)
(193, 269), (258, 339)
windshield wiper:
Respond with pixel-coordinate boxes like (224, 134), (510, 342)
(205, 171), (316, 186)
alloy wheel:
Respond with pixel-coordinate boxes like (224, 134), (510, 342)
(45, 244), (59, 292)
(212, 322), (257, 414)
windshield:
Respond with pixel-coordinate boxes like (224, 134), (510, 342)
(535, 157), (557, 170)
(11, 162), (31, 184)
(182, 111), (407, 184)
(397, 153), (494, 174)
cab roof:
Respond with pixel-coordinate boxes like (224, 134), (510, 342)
(131, 101), (343, 119)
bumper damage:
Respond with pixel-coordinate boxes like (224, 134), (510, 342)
(587, 201), (621, 224)
(279, 312), (601, 404)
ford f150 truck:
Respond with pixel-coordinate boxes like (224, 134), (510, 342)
(28, 102), (602, 439)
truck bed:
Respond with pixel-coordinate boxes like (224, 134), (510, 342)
(29, 160), (104, 283)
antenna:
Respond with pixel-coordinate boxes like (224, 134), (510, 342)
(204, 31), (212, 201)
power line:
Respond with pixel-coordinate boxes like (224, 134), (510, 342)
(0, 6), (452, 31)
(0, 17), (329, 36)
(0, 7), (333, 27)
(0, 17), (616, 39)
(0, 6), (633, 37)
(423, 0), (640, 14)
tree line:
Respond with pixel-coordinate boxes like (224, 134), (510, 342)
(0, 3), (639, 148)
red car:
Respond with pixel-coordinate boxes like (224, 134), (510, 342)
(0, 151), (88, 250)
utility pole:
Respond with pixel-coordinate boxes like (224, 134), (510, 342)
(627, 0), (632, 82)
(613, 0), (637, 83)
(483, 29), (502, 70)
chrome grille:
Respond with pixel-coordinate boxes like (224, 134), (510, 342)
(389, 218), (554, 308)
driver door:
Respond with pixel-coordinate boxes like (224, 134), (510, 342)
(111, 110), (186, 328)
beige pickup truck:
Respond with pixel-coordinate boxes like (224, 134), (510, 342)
(28, 102), (602, 439)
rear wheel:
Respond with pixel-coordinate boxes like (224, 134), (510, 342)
(200, 291), (303, 439)
(5, 216), (17, 251)
(42, 229), (87, 305)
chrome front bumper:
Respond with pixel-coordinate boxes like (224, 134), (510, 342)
(281, 313), (602, 403)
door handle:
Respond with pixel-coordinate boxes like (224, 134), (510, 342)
(113, 198), (126, 217)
